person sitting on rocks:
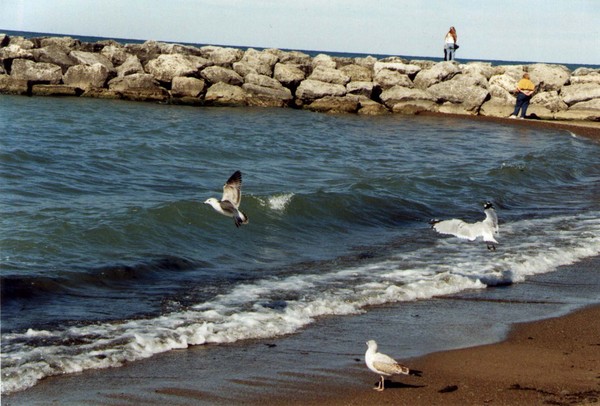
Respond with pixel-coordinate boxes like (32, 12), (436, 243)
(510, 73), (536, 119)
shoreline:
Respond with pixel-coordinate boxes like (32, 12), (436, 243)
(4, 256), (599, 405)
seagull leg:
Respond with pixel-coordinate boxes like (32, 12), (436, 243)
(374, 376), (385, 391)
(487, 243), (496, 251)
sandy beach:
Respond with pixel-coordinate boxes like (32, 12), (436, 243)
(249, 304), (600, 406)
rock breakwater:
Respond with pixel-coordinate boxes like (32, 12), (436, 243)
(1, 33), (599, 121)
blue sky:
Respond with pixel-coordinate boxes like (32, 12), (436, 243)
(1, 0), (599, 65)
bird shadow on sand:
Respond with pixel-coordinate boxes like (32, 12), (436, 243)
(376, 380), (426, 390)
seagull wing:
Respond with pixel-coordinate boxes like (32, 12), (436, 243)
(222, 171), (242, 208)
(433, 219), (480, 241)
(372, 353), (410, 376)
(485, 208), (499, 235)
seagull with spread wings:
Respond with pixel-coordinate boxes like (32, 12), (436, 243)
(430, 201), (499, 250)
(204, 170), (249, 228)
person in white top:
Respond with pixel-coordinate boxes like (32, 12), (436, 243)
(444, 26), (458, 61)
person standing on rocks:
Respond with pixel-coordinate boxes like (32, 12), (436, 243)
(510, 73), (536, 119)
(444, 27), (458, 61)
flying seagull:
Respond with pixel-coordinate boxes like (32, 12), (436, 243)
(365, 340), (421, 392)
(430, 201), (499, 250)
(204, 170), (249, 227)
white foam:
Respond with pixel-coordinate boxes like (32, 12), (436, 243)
(263, 193), (294, 211)
(3, 211), (600, 395)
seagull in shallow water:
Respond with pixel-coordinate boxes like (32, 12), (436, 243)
(365, 340), (421, 391)
(430, 201), (499, 250)
(204, 170), (249, 227)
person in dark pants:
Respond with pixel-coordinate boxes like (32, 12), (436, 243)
(510, 73), (536, 119)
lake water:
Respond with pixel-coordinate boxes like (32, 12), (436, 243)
(1, 95), (599, 395)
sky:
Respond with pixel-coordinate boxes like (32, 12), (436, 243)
(1, 0), (599, 65)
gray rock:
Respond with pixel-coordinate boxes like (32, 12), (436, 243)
(0, 34), (9, 47)
(101, 45), (130, 66)
(308, 66), (350, 85)
(10, 59), (62, 84)
(199, 46), (243, 66)
(413, 61), (461, 89)
(379, 85), (436, 109)
(346, 81), (374, 98)
(201, 65), (243, 86)
(171, 77), (205, 97)
(242, 83), (293, 104)
(39, 36), (81, 51)
(357, 97), (390, 115)
(273, 63), (306, 88)
(427, 74), (489, 112)
(0, 74), (28, 94)
(116, 55), (144, 77)
(339, 64), (373, 82)
(305, 95), (359, 114)
(32, 45), (76, 73)
(232, 61), (258, 78)
(568, 98), (600, 111)
(479, 100), (515, 118)
(159, 43), (204, 57)
(7, 36), (34, 49)
(145, 54), (211, 82)
(63, 63), (110, 90)
(354, 56), (378, 70)
(69, 50), (114, 71)
(570, 73), (600, 85)
(531, 91), (568, 112)
(295, 79), (346, 101)
(124, 41), (163, 65)
(205, 82), (249, 106)
(528, 63), (570, 92)
(244, 73), (284, 89)
(312, 54), (336, 69)
(276, 50), (312, 66)
(373, 61), (421, 77)
(561, 83), (600, 105)
(391, 100), (438, 114)
(374, 69), (413, 90)
(108, 73), (168, 101)
(0, 45), (34, 64)
(239, 49), (278, 76)
(31, 84), (80, 97)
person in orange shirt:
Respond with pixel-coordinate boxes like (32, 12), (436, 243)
(510, 73), (536, 119)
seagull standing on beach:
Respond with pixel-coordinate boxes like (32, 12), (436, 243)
(430, 201), (499, 250)
(204, 170), (249, 228)
(365, 340), (421, 391)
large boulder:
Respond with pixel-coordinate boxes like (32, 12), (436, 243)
(108, 73), (168, 101)
(171, 76), (205, 97)
(199, 46), (243, 66)
(238, 49), (278, 76)
(0, 44), (34, 64)
(427, 73), (489, 112)
(40, 36), (81, 51)
(374, 69), (413, 89)
(101, 45), (130, 66)
(145, 54), (211, 82)
(69, 50), (114, 71)
(159, 43), (204, 57)
(295, 79), (346, 101)
(124, 41), (163, 65)
(413, 61), (461, 89)
(276, 50), (312, 66)
(527, 64), (570, 92)
(0, 74), (28, 95)
(379, 85), (436, 109)
(531, 91), (568, 112)
(308, 66), (350, 85)
(63, 63), (110, 90)
(10, 59), (62, 84)
(339, 64), (373, 82)
(31, 84), (80, 97)
(273, 63), (305, 88)
(200, 65), (243, 86)
(312, 54), (336, 69)
(357, 97), (390, 115)
(305, 95), (359, 114)
(116, 55), (144, 77)
(373, 61), (421, 77)
(242, 72), (293, 104)
(560, 83), (600, 105)
(346, 81), (374, 98)
(488, 73), (519, 103)
(205, 82), (249, 106)
(32, 45), (76, 73)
